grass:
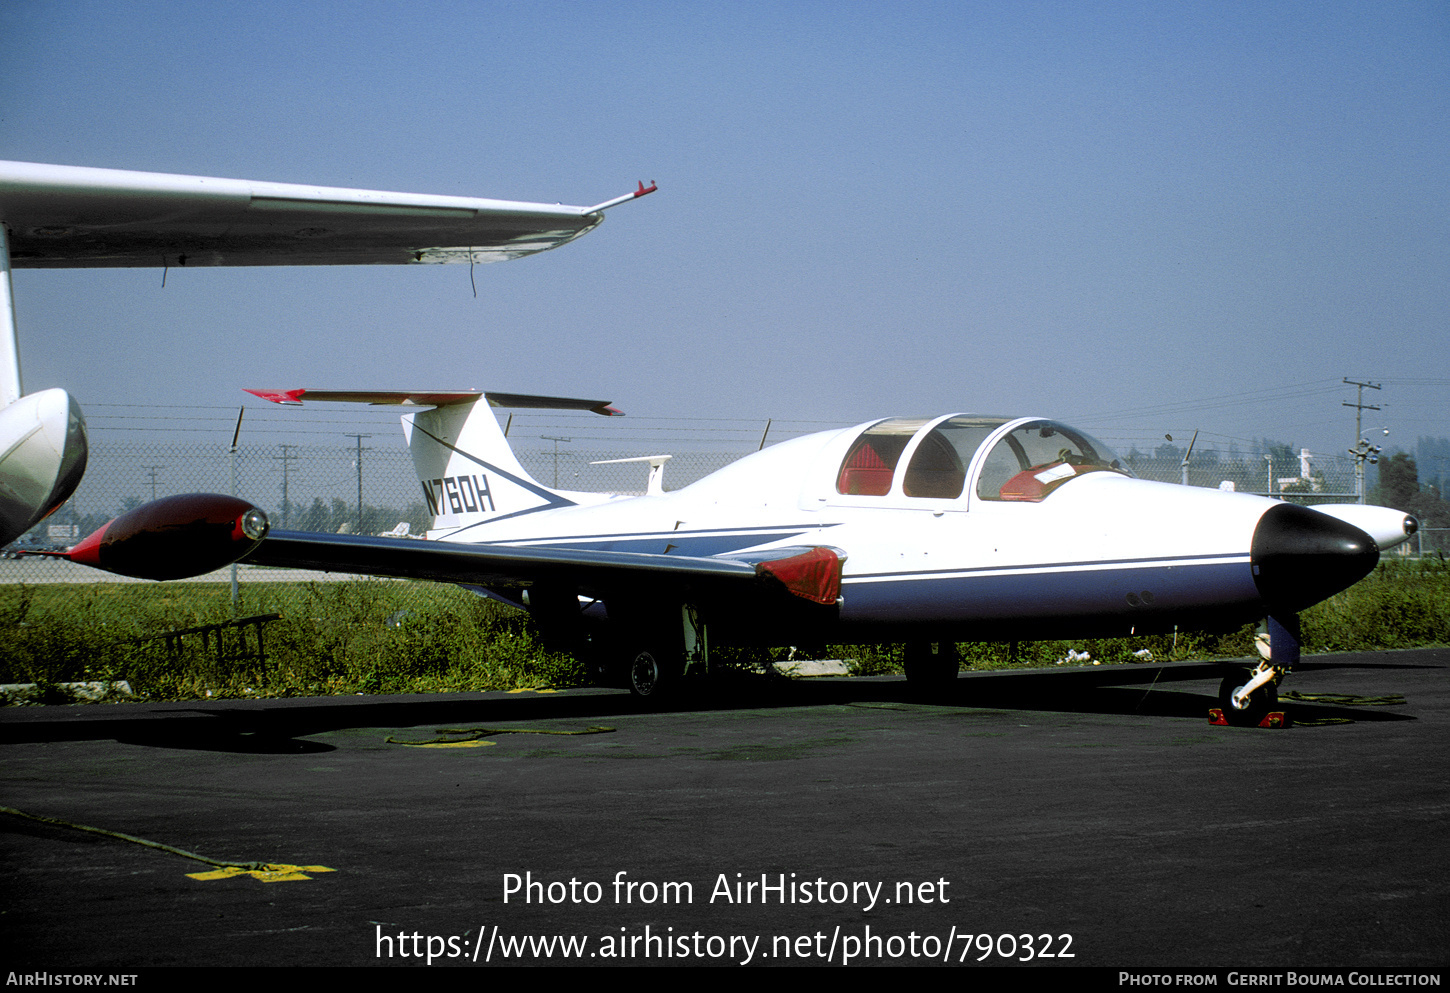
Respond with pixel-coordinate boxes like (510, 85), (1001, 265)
(846, 556), (1450, 674)
(0, 580), (581, 701)
(1298, 556), (1450, 652)
(1, 556), (1445, 702)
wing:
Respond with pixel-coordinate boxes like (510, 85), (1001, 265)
(245, 529), (757, 589)
(0, 161), (655, 268)
(43, 493), (844, 606)
(249, 532), (842, 607)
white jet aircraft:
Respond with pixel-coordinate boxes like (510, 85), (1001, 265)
(52, 389), (1418, 724)
(0, 160), (654, 546)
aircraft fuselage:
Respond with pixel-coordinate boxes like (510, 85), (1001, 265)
(429, 419), (1382, 645)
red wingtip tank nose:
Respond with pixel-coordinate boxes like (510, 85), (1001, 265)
(62, 494), (270, 580)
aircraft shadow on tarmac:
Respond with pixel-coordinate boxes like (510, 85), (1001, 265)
(0, 658), (1427, 753)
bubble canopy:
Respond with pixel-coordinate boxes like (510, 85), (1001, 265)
(834, 416), (1131, 504)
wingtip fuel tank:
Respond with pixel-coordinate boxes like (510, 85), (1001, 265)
(57, 493), (268, 580)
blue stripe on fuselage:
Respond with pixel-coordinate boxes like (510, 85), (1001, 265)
(840, 557), (1258, 624)
(506, 525), (824, 557)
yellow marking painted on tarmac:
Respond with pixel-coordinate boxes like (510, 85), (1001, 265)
(187, 864), (337, 883)
(386, 725), (613, 747)
(0, 805), (339, 884)
(412, 740), (497, 749)
(506, 687), (561, 694)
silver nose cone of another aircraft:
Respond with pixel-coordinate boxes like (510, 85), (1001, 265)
(1250, 503), (1380, 613)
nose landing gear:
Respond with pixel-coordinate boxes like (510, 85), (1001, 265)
(1210, 613), (1297, 728)
(1215, 665), (1285, 727)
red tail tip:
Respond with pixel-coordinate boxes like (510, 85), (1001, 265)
(245, 388), (305, 406)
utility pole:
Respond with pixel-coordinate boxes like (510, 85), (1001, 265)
(274, 444), (298, 527)
(541, 435), (571, 488)
(1343, 378), (1382, 505)
(1179, 429), (1198, 486)
(229, 407), (244, 613)
(142, 466), (164, 502)
(344, 433), (371, 533)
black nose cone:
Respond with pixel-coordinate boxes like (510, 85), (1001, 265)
(1251, 503), (1379, 612)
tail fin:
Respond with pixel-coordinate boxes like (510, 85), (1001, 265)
(404, 398), (574, 536)
(244, 389), (623, 538)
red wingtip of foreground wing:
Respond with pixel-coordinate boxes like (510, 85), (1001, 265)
(635, 181), (657, 198)
(245, 388), (306, 406)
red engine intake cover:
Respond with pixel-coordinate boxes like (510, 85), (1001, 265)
(754, 546), (843, 605)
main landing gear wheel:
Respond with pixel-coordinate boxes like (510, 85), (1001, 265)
(1218, 672), (1279, 728)
(627, 648), (680, 702)
(904, 642), (960, 695)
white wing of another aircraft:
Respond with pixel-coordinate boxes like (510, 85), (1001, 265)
(0, 161), (654, 545)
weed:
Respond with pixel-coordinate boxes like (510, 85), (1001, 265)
(2, 562), (1444, 701)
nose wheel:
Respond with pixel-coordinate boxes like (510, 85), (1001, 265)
(1212, 612), (1296, 728)
(1217, 667), (1282, 727)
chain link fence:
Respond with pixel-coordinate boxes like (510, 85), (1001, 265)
(6, 409), (1442, 589)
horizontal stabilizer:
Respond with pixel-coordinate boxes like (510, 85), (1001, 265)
(244, 388), (622, 416)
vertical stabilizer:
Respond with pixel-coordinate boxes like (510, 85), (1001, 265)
(403, 400), (575, 538)
(244, 388), (623, 541)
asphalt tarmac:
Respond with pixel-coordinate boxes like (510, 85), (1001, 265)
(2, 649), (1446, 970)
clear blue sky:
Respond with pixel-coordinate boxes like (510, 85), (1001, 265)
(2, 0), (1446, 466)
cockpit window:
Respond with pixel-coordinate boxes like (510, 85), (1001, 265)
(976, 420), (1131, 502)
(902, 417), (1006, 499)
(836, 418), (928, 496)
